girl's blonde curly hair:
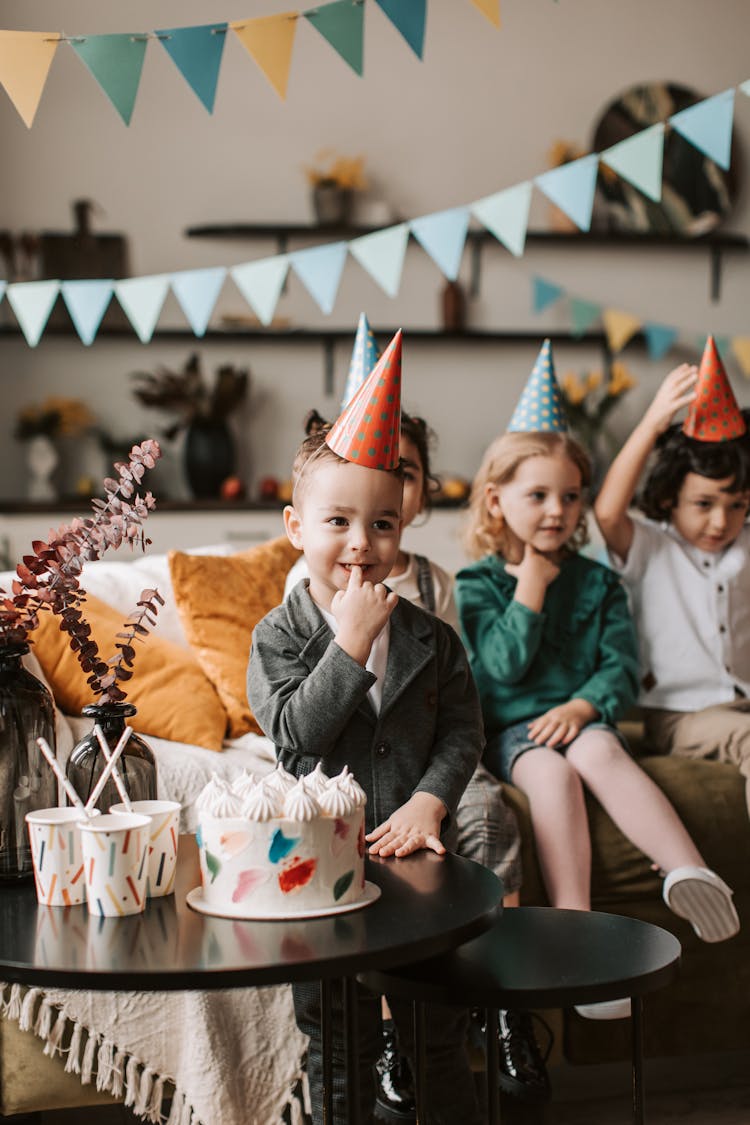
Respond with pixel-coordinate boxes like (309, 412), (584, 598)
(463, 431), (592, 561)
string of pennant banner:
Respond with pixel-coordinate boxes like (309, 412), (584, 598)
(1, 76), (749, 366)
(0, 0), (501, 126)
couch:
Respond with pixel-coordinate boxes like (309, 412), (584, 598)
(1, 534), (748, 1116)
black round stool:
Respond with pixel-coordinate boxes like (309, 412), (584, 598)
(359, 906), (681, 1125)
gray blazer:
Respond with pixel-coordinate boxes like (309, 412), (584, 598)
(247, 581), (483, 837)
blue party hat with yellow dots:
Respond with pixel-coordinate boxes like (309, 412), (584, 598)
(341, 312), (380, 409)
(507, 339), (568, 433)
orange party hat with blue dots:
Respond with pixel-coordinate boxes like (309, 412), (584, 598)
(326, 329), (402, 470)
(507, 339), (568, 433)
(682, 336), (746, 442)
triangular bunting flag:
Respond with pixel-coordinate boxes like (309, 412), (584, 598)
(170, 267), (227, 336)
(60, 280), (114, 346)
(669, 89), (735, 171)
(289, 242), (348, 314)
(114, 275), (170, 342)
(230, 13), (298, 100)
(741, 80), (750, 99)
(600, 123), (665, 203)
(534, 154), (599, 232)
(304, 0), (365, 77)
(471, 182), (532, 258)
(72, 33), (148, 125)
(570, 298), (600, 338)
(602, 308), (641, 354)
(373, 0), (427, 59)
(410, 207), (470, 281)
(643, 323), (678, 361)
(348, 223), (409, 298)
(731, 337), (750, 378)
(532, 277), (563, 314)
(155, 24), (227, 113)
(0, 281), (5, 303)
(7, 281), (60, 347)
(230, 256), (289, 326)
(470, 0), (501, 28)
(0, 31), (60, 128)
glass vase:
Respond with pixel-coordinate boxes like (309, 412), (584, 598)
(65, 702), (157, 813)
(0, 643), (57, 882)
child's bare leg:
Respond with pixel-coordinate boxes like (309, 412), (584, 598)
(511, 747), (591, 910)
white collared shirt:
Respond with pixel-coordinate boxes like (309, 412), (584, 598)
(318, 604), (390, 715)
(609, 517), (750, 711)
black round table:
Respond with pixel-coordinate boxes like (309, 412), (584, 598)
(360, 906), (682, 1125)
(0, 836), (502, 1124)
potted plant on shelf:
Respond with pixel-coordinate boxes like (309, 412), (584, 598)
(560, 361), (637, 491)
(304, 149), (367, 226)
(131, 352), (249, 500)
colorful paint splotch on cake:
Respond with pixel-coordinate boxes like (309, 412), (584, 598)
(194, 762), (367, 916)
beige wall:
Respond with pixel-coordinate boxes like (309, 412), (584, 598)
(1, 0), (749, 499)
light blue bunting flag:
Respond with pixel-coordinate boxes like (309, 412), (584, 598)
(669, 89), (735, 171)
(348, 223), (409, 298)
(741, 80), (750, 98)
(600, 123), (665, 203)
(72, 33), (148, 125)
(374, 0), (427, 58)
(471, 182), (532, 258)
(0, 281), (6, 304)
(570, 297), (601, 338)
(643, 323), (679, 361)
(410, 206), (470, 281)
(60, 279), (114, 346)
(155, 23), (228, 113)
(305, 0), (365, 76)
(289, 242), (348, 314)
(7, 280), (60, 347)
(114, 274), (170, 342)
(170, 267), (227, 336)
(507, 339), (568, 434)
(532, 276), (563, 314)
(230, 255), (289, 326)
(534, 154), (599, 232)
(342, 312), (379, 408)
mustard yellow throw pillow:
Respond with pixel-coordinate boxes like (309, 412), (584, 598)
(32, 594), (228, 752)
(168, 536), (301, 738)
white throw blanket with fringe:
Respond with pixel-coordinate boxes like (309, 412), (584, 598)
(1, 981), (309, 1125)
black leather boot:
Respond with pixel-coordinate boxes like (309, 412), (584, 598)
(496, 1008), (552, 1103)
(374, 1021), (416, 1123)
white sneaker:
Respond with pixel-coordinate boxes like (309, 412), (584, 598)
(573, 998), (632, 1021)
(663, 866), (740, 943)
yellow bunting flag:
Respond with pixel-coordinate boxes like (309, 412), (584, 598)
(231, 13), (298, 100)
(731, 337), (750, 378)
(470, 0), (501, 28)
(0, 30), (60, 127)
(602, 308), (641, 354)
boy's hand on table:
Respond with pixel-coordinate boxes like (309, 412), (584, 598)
(366, 792), (446, 858)
(527, 698), (598, 747)
(333, 565), (398, 666)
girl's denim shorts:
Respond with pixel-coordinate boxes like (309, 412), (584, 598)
(484, 716), (630, 784)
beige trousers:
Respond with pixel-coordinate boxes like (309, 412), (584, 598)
(643, 700), (750, 816)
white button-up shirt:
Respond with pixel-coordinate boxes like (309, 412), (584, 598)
(609, 517), (750, 711)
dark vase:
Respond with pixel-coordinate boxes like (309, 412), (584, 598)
(0, 643), (57, 882)
(65, 702), (157, 814)
(312, 183), (353, 226)
(184, 418), (235, 500)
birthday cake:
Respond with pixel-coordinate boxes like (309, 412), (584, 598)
(193, 762), (368, 918)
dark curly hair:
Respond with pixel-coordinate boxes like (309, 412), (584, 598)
(639, 416), (750, 520)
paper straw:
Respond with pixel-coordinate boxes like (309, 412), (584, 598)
(36, 737), (88, 815)
(84, 726), (133, 812)
(93, 724), (133, 812)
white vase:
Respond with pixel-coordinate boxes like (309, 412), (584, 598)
(25, 435), (58, 501)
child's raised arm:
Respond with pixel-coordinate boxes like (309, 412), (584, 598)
(595, 363), (697, 561)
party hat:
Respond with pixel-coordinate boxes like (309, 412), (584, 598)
(683, 336), (746, 442)
(507, 339), (568, 433)
(326, 329), (402, 470)
(341, 312), (379, 409)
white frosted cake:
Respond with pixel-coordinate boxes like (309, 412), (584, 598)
(193, 763), (368, 917)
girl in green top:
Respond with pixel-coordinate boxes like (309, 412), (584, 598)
(456, 430), (739, 1019)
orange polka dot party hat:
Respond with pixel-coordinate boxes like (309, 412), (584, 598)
(507, 338), (568, 433)
(326, 329), (402, 470)
(683, 336), (746, 442)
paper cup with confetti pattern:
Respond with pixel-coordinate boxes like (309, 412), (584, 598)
(110, 799), (180, 898)
(26, 807), (97, 907)
(79, 813), (151, 917)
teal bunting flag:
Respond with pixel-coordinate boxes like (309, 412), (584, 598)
(230, 256), (289, 326)
(643, 323), (678, 360)
(348, 223), (410, 298)
(373, 0), (427, 58)
(600, 123), (665, 203)
(60, 280), (114, 346)
(72, 33), (148, 125)
(534, 154), (599, 232)
(669, 89), (735, 171)
(304, 0), (365, 76)
(155, 23), (228, 113)
(570, 297), (601, 338)
(532, 276), (563, 314)
(289, 241), (349, 314)
(471, 182), (532, 258)
(410, 206), (470, 281)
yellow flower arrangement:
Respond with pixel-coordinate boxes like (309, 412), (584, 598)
(304, 149), (367, 190)
(15, 397), (96, 441)
(561, 361), (637, 456)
